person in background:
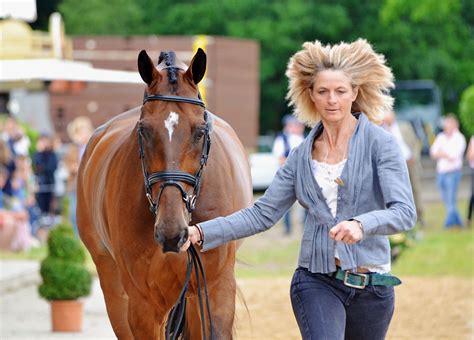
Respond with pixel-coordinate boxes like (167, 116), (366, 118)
(184, 39), (416, 339)
(0, 165), (35, 252)
(32, 134), (58, 217)
(10, 123), (31, 157)
(430, 114), (466, 228)
(466, 136), (474, 227)
(272, 114), (305, 234)
(11, 155), (39, 234)
(383, 110), (424, 226)
(0, 129), (16, 198)
(63, 116), (94, 235)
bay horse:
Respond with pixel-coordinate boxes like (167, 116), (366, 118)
(77, 48), (252, 339)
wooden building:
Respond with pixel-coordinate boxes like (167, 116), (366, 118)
(51, 36), (260, 150)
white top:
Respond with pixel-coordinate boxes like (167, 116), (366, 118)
(312, 159), (391, 273)
(430, 131), (466, 174)
(386, 122), (412, 161)
(272, 133), (305, 158)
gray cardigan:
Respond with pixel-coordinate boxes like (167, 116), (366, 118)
(200, 113), (417, 273)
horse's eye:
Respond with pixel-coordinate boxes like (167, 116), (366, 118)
(195, 126), (206, 140)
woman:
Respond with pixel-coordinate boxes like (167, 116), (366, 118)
(183, 39), (416, 339)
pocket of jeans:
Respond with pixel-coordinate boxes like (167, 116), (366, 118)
(369, 285), (394, 299)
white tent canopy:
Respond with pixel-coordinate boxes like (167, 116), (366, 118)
(0, 59), (143, 84)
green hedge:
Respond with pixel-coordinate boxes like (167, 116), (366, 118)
(459, 85), (474, 136)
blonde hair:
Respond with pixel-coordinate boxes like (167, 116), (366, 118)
(286, 39), (394, 126)
(67, 116), (94, 144)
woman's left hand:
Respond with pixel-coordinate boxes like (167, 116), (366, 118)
(329, 220), (363, 244)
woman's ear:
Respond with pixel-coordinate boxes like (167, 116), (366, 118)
(352, 85), (359, 102)
(308, 88), (315, 103)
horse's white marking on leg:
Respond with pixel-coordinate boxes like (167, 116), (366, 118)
(164, 112), (179, 142)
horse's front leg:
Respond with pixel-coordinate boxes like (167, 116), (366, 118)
(128, 290), (166, 339)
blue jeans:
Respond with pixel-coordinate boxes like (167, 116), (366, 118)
(290, 267), (394, 340)
(437, 170), (463, 227)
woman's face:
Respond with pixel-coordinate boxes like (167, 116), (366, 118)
(309, 69), (358, 123)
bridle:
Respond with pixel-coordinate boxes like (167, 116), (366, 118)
(138, 93), (212, 216)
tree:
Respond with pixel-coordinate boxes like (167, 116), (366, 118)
(58, 0), (474, 133)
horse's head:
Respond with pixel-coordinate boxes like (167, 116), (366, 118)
(137, 48), (209, 253)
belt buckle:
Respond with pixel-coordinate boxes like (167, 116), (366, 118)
(343, 271), (368, 289)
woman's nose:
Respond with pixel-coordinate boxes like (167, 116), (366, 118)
(328, 92), (337, 103)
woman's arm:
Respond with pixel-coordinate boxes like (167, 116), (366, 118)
(353, 136), (417, 236)
(189, 148), (300, 251)
(429, 135), (449, 160)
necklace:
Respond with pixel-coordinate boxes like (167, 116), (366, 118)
(323, 133), (347, 186)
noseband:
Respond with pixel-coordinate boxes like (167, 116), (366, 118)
(138, 93), (212, 215)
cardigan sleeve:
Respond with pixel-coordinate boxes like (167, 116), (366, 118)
(199, 148), (299, 251)
(353, 135), (417, 236)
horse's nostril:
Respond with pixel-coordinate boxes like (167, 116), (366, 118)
(157, 229), (188, 253)
(177, 229), (188, 249)
(155, 231), (165, 245)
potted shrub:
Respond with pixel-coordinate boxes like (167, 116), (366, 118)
(38, 223), (92, 332)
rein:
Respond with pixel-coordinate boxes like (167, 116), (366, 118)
(165, 245), (214, 340)
(138, 93), (213, 339)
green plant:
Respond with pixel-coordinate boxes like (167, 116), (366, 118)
(38, 224), (92, 300)
(459, 85), (474, 136)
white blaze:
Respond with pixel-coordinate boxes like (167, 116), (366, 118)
(164, 111), (179, 142)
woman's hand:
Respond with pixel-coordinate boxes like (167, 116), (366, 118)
(180, 225), (203, 252)
(329, 220), (363, 245)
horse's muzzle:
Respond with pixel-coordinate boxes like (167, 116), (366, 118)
(155, 228), (188, 253)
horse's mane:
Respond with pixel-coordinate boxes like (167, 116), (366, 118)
(158, 51), (178, 84)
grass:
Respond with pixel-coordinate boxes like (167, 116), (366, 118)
(392, 200), (473, 277)
(0, 238), (96, 273)
(236, 238), (301, 278)
(0, 246), (47, 261)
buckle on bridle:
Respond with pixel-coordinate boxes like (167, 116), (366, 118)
(343, 271), (369, 289)
(184, 194), (197, 211)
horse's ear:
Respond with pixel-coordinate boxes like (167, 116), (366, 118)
(185, 48), (207, 85)
(138, 50), (160, 85)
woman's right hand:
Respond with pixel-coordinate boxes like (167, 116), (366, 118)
(180, 225), (203, 252)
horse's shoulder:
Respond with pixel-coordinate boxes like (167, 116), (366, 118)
(88, 108), (140, 149)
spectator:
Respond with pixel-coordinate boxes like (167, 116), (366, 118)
(64, 116), (94, 235)
(430, 114), (466, 228)
(272, 114), (305, 234)
(32, 134), (58, 216)
(0, 138), (16, 197)
(0, 164), (35, 252)
(11, 155), (40, 234)
(383, 110), (424, 225)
